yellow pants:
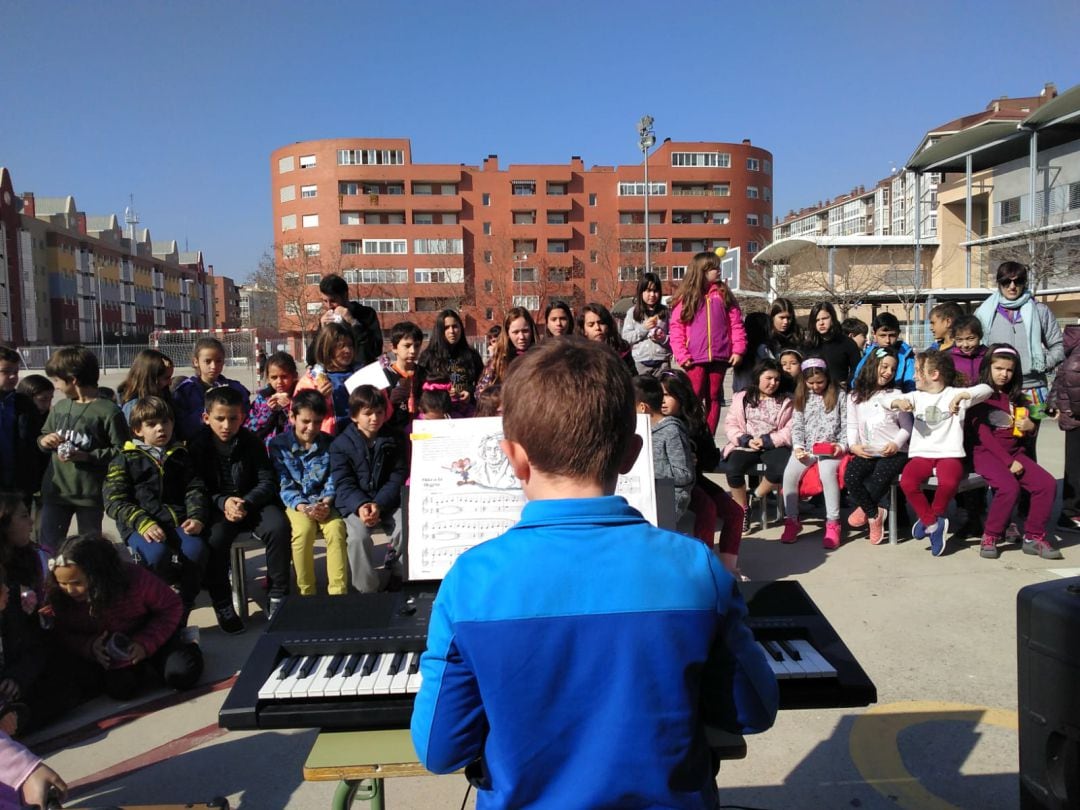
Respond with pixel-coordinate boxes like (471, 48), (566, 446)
(285, 507), (349, 596)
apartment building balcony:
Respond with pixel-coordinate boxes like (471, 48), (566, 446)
(406, 194), (463, 212)
(541, 224), (574, 241)
(544, 196), (574, 212)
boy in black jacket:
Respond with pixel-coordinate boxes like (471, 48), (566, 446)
(0, 347), (46, 504)
(189, 386), (290, 633)
(330, 385), (407, 592)
(104, 396), (209, 621)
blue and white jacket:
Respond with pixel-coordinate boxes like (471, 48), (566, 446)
(268, 429), (336, 510)
(411, 496), (778, 810)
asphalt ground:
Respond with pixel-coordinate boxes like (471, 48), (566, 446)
(18, 368), (1079, 810)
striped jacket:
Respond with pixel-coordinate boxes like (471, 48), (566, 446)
(104, 440), (208, 539)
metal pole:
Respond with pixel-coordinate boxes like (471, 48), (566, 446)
(643, 145), (651, 275)
(1029, 129), (1038, 270)
(913, 171), (922, 327)
(95, 254), (105, 367)
(965, 154), (972, 288)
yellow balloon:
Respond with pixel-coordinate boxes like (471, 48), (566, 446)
(714, 247), (727, 259)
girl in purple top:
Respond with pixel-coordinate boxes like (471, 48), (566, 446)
(967, 346), (1062, 560)
(949, 315), (988, 386)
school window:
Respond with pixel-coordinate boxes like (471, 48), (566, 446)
(714, 183), (730, 197)
(441, 214), (458, 224)
(300, 184), (317, 198)
(341, 241), (362, 255)
(304, 273), (321, 285)
(441, 184), (458, 195)
(305, 302), (323, 314)
(589, 193), (597, 206)
(617, 182), (667, 196)
(299, 154), (316, 169)
(746, 214), (759, 227)
(512, 267), (537, 283)
(746, 158), (760, 171)
(283, 273), (300, 285)
(279, 185), (296, 203)
(412, 183), (432, 196)
(713, 211), (730, 225)
(278, 156), (294, 173)
(281, 214), (296, 231)
(302, 214), (319, 228)
(547, 241), (568, 253)
(483, 222), (491, 235)
(482, 193), (491, 206)
(284, 303), (300, 315)
(746, 186), (759, 199)
(303, 243), (320, 256)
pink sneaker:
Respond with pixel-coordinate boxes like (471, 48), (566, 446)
(847, 507), (867, 528)
(823, 520), (842, 550)
(780, 518), (801, 544)
(868, 508), (888, 545)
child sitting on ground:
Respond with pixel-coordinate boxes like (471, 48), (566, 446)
(780, 359), (848, 549)
(270, 391), (349, 596)
(330, 385), (408, 593)
(968, 345), (1062, 560)
(37, 346), (128, 553)
(633, 376), (694, 523)
(890, 350), (992, 557)
(104, 396), (208, 622)
(189, 386), (291, 632)
(173, 338), (250, 442)
(410, 338), (777, 806)
(245, 351), (299, 447)
(48, 533), (202, 701)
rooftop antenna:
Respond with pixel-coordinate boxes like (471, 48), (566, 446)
(123, 194), (139, 242)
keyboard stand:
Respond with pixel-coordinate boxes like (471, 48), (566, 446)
(303, 729), (443, 810)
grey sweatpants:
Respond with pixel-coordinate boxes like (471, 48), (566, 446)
(344, 510), (402, 592)
(782, 456), (842, 522)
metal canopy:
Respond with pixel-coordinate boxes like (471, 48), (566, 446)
(1020, 82), (1080, 129)
(905, 121), (1026, 173)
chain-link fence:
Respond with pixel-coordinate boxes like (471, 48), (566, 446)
(16, 343), (154, 371)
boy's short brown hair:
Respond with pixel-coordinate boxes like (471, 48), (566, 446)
(129, 396), (174, 431)
(45, 346), (100, 386)
(0, 346), (20, 366)
(348, 384), (384, 417)
(502, 337), (634, 484)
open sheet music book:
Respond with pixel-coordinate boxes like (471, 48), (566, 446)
(405, 415), (657, 581)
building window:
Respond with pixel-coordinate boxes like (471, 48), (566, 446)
(590, 250), (598, 263)
(485, 308), (494, 320)
(483, 250), (493, 263)
(746, 158), (760, 171)
(340, 182), (359, 196)
(304, 273), (321, 285)
(340, 212), (361, 226)
(279, 185), (295, 203)
(590, 279), (598, 291)
(362, 239), (408, 255)
(747, 241), (759, 254)
(512, 267), (537, 282)
(482, 193), (491, 206)
(483, 222), (491, 235)
(281, 214), (296, 231)
(671, 265), (686, 281)
(671, 152), (731, 168)
(338, 149), (405, 166)
(282, 245), (299, 260)
(512, 181), (536, 196)
(746, 186), (759, 199)
(414, 213), (434, 225)
(1000, 196), (1022, 224)
(589, 221), (597, 234)
(278, 156), (294, 173)
(763, 186), (772, 202)
(301, 184), (317, 198)
(484, 280), (493, 292)
(589, 193), (597, 206)
(547, 241), (568, 253)
(299, 154), (316, 169)
(546, 182), (567, 195)
(547, 212), (568, 225)
(415, 267), (464, 284)
(412, 183), (432, 195)
(343, 268), (408, 284)
(302, 214), (319, 228)
(341, 241), (362, 255)
(441, 213), (458, 224)
(303, 243), (320, 257)
(512, 295), (540, 310)
(304, 302), (322, 314)
(357, 298), (409, 313)
(513, 211), (536, 225)
(763, 159), (772, 175)
(617, 182), (667, 196)
(414, 238), (464, 255)
(746, 214), (759, 227)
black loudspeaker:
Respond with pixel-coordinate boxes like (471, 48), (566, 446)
(1018, 576), (1080, 809)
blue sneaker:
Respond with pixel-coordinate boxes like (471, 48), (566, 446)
(929, 518), (950, 557)
(912, 519), (928, 540)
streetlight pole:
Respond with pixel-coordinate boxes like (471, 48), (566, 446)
(637, 115), (656, 276)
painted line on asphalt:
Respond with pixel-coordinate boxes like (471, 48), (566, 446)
(1046, 567), (1080, 578)
(849, 700), (1018, 810)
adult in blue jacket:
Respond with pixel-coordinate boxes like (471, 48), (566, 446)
(411, 338), (778, 810)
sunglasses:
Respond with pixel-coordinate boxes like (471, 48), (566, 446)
(1000, 277), (1026, 288)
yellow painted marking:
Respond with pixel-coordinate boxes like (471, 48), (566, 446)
(849, 700), (1018, 810)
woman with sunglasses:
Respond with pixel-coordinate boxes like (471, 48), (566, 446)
(974, 262), (1064, 418)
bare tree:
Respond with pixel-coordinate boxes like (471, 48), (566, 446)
(249, 245), (319, 337)
(591, 223), (637, 309)
(879, 246), (934, 345)
(976, 224), (1080, 292)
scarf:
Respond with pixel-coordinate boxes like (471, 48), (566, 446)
(974, 289), (1045, 373)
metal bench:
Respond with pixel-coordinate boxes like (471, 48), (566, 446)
(887, 473), (987, 546)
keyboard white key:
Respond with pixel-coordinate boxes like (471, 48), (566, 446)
(406, 652), (423, 694)
(757, 641), (801, 679)
(307, 655), (341, 698)
(279, 655), (320, 698)
(296, 655), (335, 698)
(356, 653), (382, 696)
(258, 656), (300, 700)
(372, 652), (398, 695)
(389, 655), (411, 695)
(326, 654), (361, 697)
(788, 639), (837, 679)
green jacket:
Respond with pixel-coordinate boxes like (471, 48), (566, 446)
(104, 440), (209, 539)
(40, 398), (129, 507)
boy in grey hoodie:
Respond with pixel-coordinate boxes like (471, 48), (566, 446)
(633, 376), (694, 522)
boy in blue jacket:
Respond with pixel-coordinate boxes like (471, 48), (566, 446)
(850, 312), (916, 392)
(411, 337), (778, 810)
(329, 385), (407, 593)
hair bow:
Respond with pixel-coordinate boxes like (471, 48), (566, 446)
(874, 348), (890, 358)
(47, 554), (70, 571)
(422, 382), (452, 392)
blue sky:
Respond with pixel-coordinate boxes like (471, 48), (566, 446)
(2, 0), (1078, 282)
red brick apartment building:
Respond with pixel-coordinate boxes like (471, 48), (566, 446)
(270, 138), (774, 338)
(212, 273), (242, 329)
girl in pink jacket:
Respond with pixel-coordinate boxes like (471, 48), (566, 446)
(669, 251), (747, 433)
(0, 731), (66, 810)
